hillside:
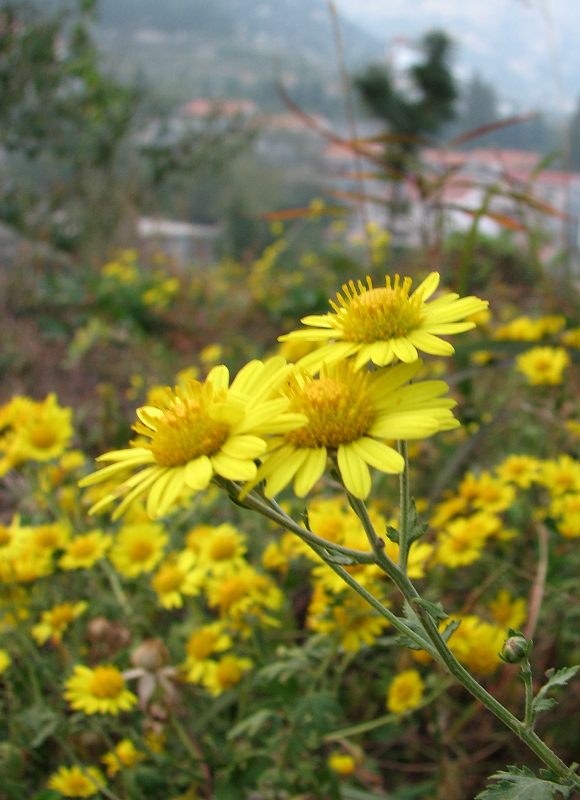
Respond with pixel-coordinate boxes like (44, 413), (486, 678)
(92, 0), (383, 112)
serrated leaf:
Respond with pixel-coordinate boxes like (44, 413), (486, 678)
(227, 709), (278, 740)
(440, 618), (461, 643)
(532, 665), (580, 718)
(408, 522), (428, 543)
(475, 765), (572, 799)
(415, 598), (448, 622)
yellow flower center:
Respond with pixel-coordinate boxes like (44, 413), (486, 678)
(33, 526), (61, 549)
(286, 374), (374, 449)
(128, 539), (154, 561)
(187, 629), (218, 660)
(337, 277), (424, 343)
(28, 425), (58, 449)
(69, 537), (97, 558)
(153, 564), (184, 594)
(89, 666), (125, 698)
(216, 576), (248, 612)
(142, 384), (231, 468)
(208, 534), (238, 561)
(216, 658), (243, 688)
(67, 774), (92, 793)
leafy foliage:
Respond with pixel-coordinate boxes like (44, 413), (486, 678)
(475, 766), (572, 799)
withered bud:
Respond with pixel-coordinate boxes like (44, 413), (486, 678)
(131, 639), (169, 671)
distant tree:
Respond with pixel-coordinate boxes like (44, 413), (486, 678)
(354, 30), (457, 241)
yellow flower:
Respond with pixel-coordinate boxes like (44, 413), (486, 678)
(202, 654), (253, 696)
(495, 455), (541, 489)
(101, 739), (145, 777)
(0, 648), (11, 675)
(198, 523), (247, 575)
(32, 601), (88, 645)
(436, 513), (501, 568)
(560, 327), (580, 348)
(489, 590), (526, 631)
(459, 471), (515, 513)
(386, 669), (425, 715)
(279, 272), (487, 371)
(516, 346), (570, 386)
(183, 622), (233, 682)
(327, 752), (356, 776)
(59, 530), (111, 570)
(251, 360), (458, 500)
(48, 765), (105, 798)
(0, 394), (73, 475)
(540, 456), (580, 496)
(151, 551), (202, 609)
(110, 522), (168, 578)
(308, 586), (389, 652)
(446, 615), (504, 675)
(206, 564), (283, 627)
(430, 495), (469, 528)
(550, 493), (580, 539)
(64, 664), (137, 715)
(80, 358), (305, 519)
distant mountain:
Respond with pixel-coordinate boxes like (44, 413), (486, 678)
(90, 0), (383, 111)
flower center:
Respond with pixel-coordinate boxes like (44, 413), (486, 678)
(69, 537), (97, 559)
(208, 533), (238, 561)
(187, 630), (218, 660)
(153, 564), (184, 594)
(216, 658), (243, 688)
(140, 383), (231, 468)
(89, 666), (125, 698)
(28, 426), (58, 449)
(128, 539), (154, 561)
(336, 277), (424, 343)
(285, 374), (374, 449)
(216, 576), (247, 612)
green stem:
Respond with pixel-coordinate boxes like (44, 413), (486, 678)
(100, 559), (132, 616)
(397, 440), (411, 572)
(521, 663), (534, 729)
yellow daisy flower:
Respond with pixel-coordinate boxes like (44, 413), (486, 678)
(436, 512), (500, 568)
(386, 669), (425, 715)
(489, 590), (527, 631)
(80, 358), (306, 519)
(446, 615), (504, 675)
(308, 586), (389, 652)
(206, 564), (283, 626)
(151, 551), (202, 609)
(48, 764), (105, 798)
(516, 346), (570, 386)
(101, 738), (145, 777)
(495, 455), (541, 489)
(0, 394), (73, 476)
(32, 601), (88, 645)
(540, 456), (580, 496)
(109, 522), (168, 578)
(279, 272), (488, 371)
(64, 664), (137, 715)
(198, 523), (247, 575)
(59, 530), (112, 571)
(202, 654), (253, 696)
(183, 621), (233, 682)
(250, 360), (458, 500)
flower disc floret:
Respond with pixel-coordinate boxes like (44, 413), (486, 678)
(279, 272), (488, 371)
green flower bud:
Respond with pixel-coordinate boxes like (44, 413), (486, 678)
(501, 634), (531, 664)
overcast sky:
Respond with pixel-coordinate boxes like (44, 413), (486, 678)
(335, 0), (580, 112)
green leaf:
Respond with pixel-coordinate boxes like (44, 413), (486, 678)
(14, 704), (59, 748)
(324, 550), (357, 566)
(414, 598), (448, 622)
(227, 709), (278, 740)
(475, 765), (572, 799)
(532, 665), (580, 718)
(386, 525), (400, 544)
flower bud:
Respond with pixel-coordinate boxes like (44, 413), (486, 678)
(501, 634), (530, 664)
